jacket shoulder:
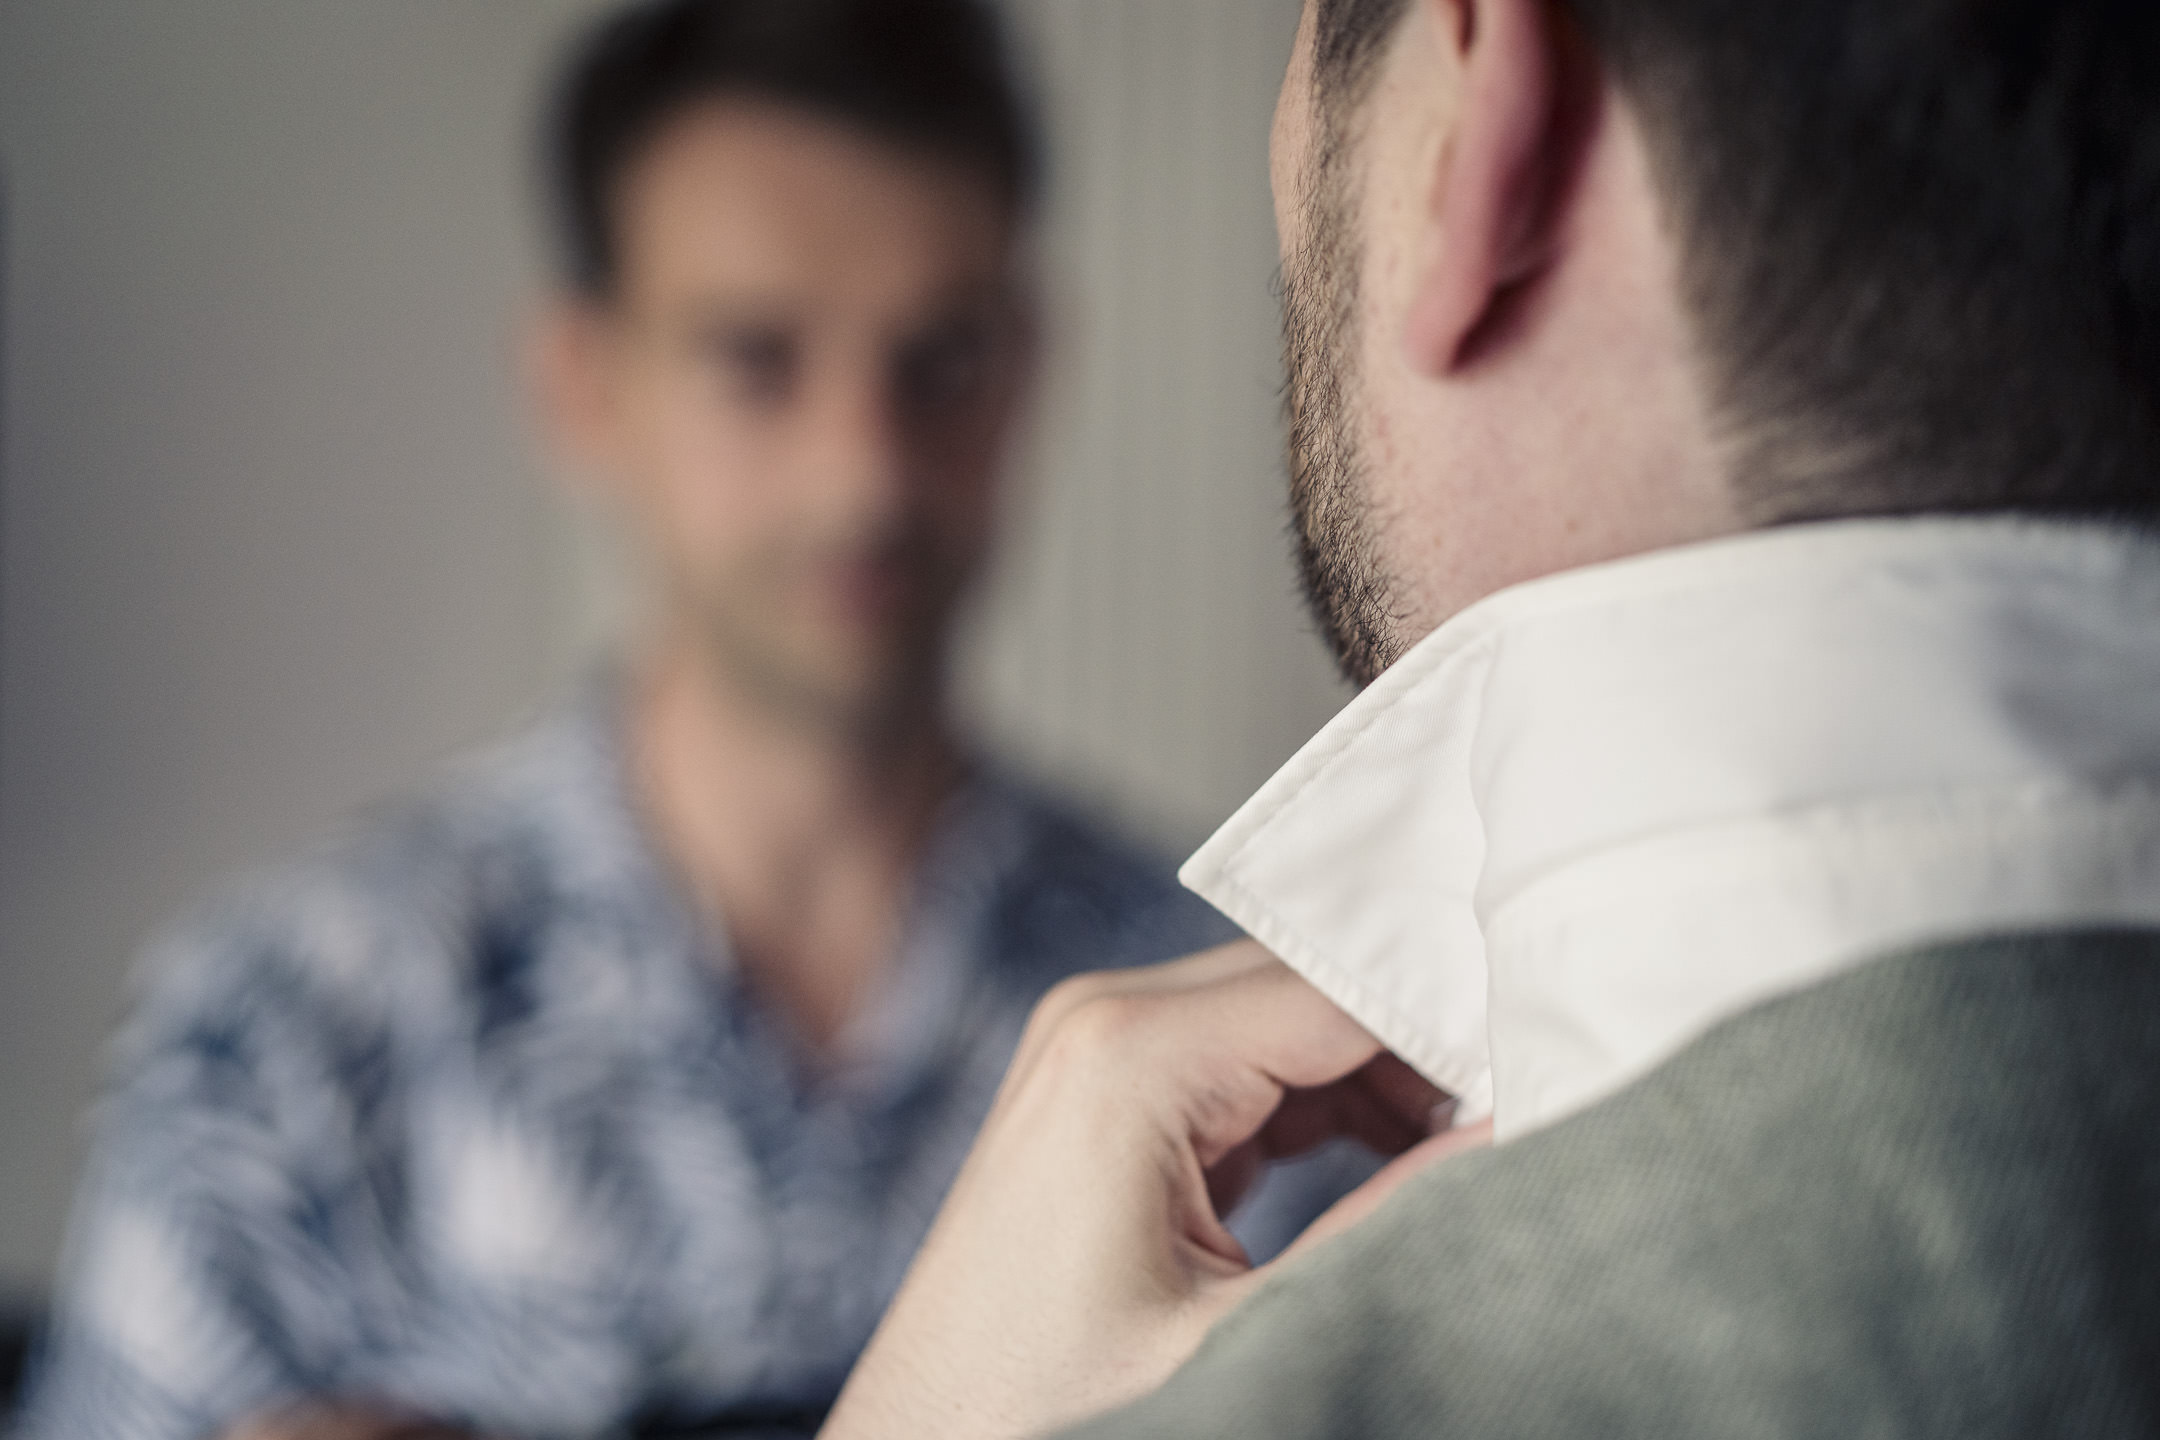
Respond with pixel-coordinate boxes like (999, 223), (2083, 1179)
(1069, 928), (2160, 1439)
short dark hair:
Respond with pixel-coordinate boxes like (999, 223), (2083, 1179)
(1311, 0), (1413, 115)
(1312, 0), (2160, 522)
(544, 0), (1040, 298)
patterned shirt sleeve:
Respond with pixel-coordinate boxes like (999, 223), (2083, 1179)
(19, 893), (400, 1440)
(15, 724), (1372, 1438)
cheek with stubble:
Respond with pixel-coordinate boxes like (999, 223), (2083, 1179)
(1283, 144), (1407, 690)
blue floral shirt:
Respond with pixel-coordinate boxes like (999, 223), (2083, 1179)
(21, 697), (1359, 1440)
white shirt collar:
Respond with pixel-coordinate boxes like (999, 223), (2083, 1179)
(1183, 517), (2160, 1140)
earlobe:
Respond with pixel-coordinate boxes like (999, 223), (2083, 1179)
(529, 299), (618, 484)
(1401, 0), (1565, 377)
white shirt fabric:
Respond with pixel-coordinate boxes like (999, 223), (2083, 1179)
(1182, 517), (2160, 1142)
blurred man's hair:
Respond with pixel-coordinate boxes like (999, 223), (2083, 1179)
(544, 0), (1039, 299)
(1309, 0), (2160, 523)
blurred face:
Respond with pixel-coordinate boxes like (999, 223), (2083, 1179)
(552, 99), (1030, 734)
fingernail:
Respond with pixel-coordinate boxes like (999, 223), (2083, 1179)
(1427, 1096), (1460, 1135)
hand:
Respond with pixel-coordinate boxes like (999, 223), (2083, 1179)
(225, 1404), (480, 1440)
(819, 941), (1492, 1440)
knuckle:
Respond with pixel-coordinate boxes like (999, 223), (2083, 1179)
(1041, 987), (1155, 1069)
(1014, 972), (1129, 1068)
(1023, 974), (1103, 1046)
(1036, 971), (1114, 1023)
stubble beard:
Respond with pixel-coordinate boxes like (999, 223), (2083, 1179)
(1283, 126), (1407, 690)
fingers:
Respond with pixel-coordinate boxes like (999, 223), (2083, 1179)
(1015, 941), (1277, 1060)
(1036, 948), (1450, 1245)
(1009, 945), (1384, 1153)
(821, 941), (1478, 1440)
(1150, 951), (1381, 1089)
(1358, 1052), (1454, 1136)
(1205, 1054), (1449, 1227)
(1017, 945), (1436, 1197)
(1275, 1118), (1496, 1262)
(1252, 1054), (1449, 1162)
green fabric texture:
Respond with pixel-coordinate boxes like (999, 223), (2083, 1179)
(1063, 930), (2160, 1439)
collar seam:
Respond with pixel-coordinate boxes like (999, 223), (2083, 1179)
(1201, 867), (1489, 1100)
(1216, 631), (1503, 876)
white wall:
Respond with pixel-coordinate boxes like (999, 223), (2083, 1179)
(0, 0), (1336, 1294)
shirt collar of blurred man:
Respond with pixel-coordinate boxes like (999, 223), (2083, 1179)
(817, 0), (2160, 1434)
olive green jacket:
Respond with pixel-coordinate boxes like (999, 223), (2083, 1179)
(1068, 931), (2160, 1439)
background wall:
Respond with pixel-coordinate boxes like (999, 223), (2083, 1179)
(0, 0), (1337, 1296)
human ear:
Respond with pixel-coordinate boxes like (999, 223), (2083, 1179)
(527, 298), (623, 489)
(1400, 0), (1575, 375)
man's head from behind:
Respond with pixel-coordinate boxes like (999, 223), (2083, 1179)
(1280, 0), (2160, 683)
(537, 0), (1037, 737)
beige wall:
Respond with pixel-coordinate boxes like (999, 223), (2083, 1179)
(0, 0), (1336, 1293)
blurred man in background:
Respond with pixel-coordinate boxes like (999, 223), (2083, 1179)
(16, 2), (1364, 1436)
